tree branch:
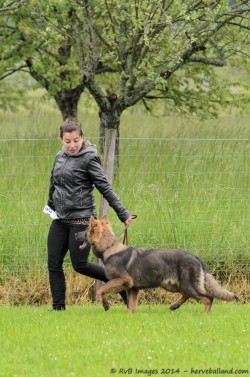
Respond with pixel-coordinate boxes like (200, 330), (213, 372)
(0, 0), (28, 12)
(26, 58), (50, 90)
(80, 0), (110, 110)
(23, 3), (71, 37)
(226, 21), (250, 31)
(82, 0), (98, 77)
(187, 56), (224, 66)
(73, 17), (86, 75)
(121, 79), (156, 109)
(0, 64), (27, 80)
(142, 98), (152, 112)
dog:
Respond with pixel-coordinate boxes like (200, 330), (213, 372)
(75, 215), (239, 313)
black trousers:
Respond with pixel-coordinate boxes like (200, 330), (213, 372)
(47, 220), (109, 309)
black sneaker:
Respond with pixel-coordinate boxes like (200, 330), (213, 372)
(52, 305), (66, 311)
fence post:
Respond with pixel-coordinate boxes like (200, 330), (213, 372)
(92, 128), (117, 300)
(99, 128), (117, 217)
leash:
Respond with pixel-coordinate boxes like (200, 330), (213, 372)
(117, 214), (137, 245)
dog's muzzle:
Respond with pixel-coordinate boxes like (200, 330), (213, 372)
(75, 231), (88, 250)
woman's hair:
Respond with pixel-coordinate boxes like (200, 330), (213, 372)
(60, 118), (84, 138)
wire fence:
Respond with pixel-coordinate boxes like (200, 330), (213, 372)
(0, 137), (249, 284)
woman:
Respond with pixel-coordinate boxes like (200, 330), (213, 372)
(47, 118), (132, 310)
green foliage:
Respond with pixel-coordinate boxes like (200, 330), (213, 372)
(0, 0), (84, 113)
(82, 0), (250, 116)
(0, 0), (249, 119)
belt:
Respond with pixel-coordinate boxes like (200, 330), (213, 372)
(60, 217), (90, 225)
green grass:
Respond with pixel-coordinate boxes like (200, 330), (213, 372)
(0, 107), (249, 375)
(0, 108), (249, 293)
(0, 304), (249, 377)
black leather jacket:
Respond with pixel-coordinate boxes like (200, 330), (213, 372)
(47, 142), (130, 222)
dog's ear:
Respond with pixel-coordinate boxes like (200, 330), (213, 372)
(90, 216), (97, 226)
(101, 214), (110, 224)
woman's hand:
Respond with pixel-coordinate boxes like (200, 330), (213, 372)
(124, 216), (133, 226)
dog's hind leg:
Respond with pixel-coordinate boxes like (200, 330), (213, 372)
(179, 270), (214, 312)
(170, 294), (189, 311)
(180, 283), (214, 312)
(97, 276), (133, 311)
(127, 288), (139, 313)
(200, 296), (213, 313)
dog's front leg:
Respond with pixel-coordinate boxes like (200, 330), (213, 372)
(97, 276), (133, 311)
(127, 288), (140, 313)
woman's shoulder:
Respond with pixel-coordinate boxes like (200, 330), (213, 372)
(79, 140), (98, 157)
(54, 149), (65, 159)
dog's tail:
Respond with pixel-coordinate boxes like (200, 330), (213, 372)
(205, 273), (239, 301)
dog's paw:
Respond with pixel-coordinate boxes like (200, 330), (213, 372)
(102, 298), (110, 311)
(169, 304), (180, 311)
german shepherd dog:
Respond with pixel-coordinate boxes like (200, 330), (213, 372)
(75, 215), (239, 313)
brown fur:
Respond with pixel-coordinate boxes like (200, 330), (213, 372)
(75, 215), (239, 313)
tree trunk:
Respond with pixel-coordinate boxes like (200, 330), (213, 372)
(54, 85), (84, 120)
(26, 58), (85, 121)
(99, 128), (117, 217)
(95, 109), (121, 300)
(98, 106), (120, 165)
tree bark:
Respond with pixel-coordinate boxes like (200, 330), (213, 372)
(98, 106), (120, 166)
(96, 92), (120, 159)
(26, 58), (85, 120)
(54, 85), (85, 120)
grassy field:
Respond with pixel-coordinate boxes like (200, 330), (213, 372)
(0, 107), (249, 304)
(0, 105), (249, 376)
(0, 304), (249, 377)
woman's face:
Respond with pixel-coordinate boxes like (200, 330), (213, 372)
(61, 131), (83, 155)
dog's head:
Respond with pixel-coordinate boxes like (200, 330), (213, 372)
(75, 215), (115, 251)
